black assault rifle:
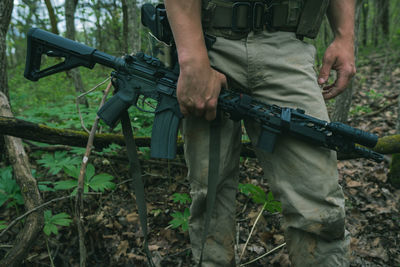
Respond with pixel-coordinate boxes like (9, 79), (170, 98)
(24, 28), (383, 162)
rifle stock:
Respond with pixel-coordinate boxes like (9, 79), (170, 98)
(24, 28), (124, 81)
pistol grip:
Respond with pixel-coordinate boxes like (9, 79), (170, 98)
(97, 93), (131, 128)
(150, 95), (182, 159)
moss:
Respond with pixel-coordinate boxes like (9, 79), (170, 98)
(388, 153), (400, 189)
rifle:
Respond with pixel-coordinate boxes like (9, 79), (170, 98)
(24, 28), (383, 162)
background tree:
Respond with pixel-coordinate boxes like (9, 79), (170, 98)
(378, 0), (390, 39)
(331, 0), (364, 122)
(361, 0), (369, 46)
(0, 0), (14, 99)
(0, 0), (14, 159)
(44, 0), (60, 34)
(65, 0), (88, 106)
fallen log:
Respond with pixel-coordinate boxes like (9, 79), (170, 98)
(0, 115), (397, 159)
(0, 115), (136, 148)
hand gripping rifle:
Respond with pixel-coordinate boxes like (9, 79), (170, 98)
(24, 27), (383, 163)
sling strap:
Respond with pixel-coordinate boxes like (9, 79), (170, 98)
(121, 111), (155, 267)
(198, 114), (222, 266)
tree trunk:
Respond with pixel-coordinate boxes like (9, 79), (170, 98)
(331, 0), (363, 123)
(0, 0), (14, 160)
(372, 0), (379, 46)
(122, 0), (129, 53)
(0, 92), (43, 267)
(378, 0), (390, 39)
(388, 95), (400, 188)
(362, 0), (369, 46)
(126, 0), (140, 53)
(93, 0), (103, 51)
(65, 0), (88, 107)
(0, 0), (13, 99)
(44, 0), (59, 34)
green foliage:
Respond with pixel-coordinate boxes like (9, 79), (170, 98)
(172, 193), (191, 205)
(100, 143), (122, 156)
(169, 193), (192, 232)
(37, 151), (81, 175)
(366, 89), (383, 100)
(350, 105), (373, 116)
(37, 181), (57, 192)
(150, 209), (162, 217)
(0, 220), (7, 230)
(239, 183), (282, 213)
(54, 164), (115, 195)
(43, 210), (72, 236)
(0, 167), (24, 209)
(169, 208), (190, 232)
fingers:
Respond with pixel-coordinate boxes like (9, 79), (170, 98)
(318, 55), (334, 86)
(318, 44), (356, 100)
(204, 72), (226, 121)
(321, 62), (356, 100)
(177, 69), (226, 121)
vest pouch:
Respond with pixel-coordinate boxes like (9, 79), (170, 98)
(296, 0), (330, 39)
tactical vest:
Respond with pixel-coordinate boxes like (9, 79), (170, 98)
(202, 0), (330, 39)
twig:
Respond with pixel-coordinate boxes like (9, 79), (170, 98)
(362, 100), (398, 118)
(76, 77), (111, 134)
(239, 202), (266, 261)
(75, 81), (112, 267)
(239, 243), (286, 266)
(45, 237), (56, 267)
(0, 195), (73, 238)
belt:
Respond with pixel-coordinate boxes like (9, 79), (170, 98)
(202, 0), (304, 39)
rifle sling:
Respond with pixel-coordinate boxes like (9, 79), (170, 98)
(198, 114), (222, 266)
(120, 111), (155, 267)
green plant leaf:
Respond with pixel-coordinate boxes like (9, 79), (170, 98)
(239, 183), (266, 204)
(63, 165), (80, 179)
(38, 181), (56, 192)
(85, 164), (96, 181)
(43, 210), (72, 236)
(169, 208), (190, 232)
(0, 221), (7, 230)
(50, 212), (73, 226)
(172, 193), (191, 205)
(0, 195), (8, 207)
(54, 180), (77, 190)
(44, 223), (59, 236)
(37, 151), (81, 175)
(88, 173), (115, 192)
(0, 166), (24, 208)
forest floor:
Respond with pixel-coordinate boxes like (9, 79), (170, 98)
(1, 51), (400, 266)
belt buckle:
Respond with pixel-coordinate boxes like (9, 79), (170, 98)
(252, 2), (265, 31)
(232, 2), (265, 32)
(232, 2), (251, 32)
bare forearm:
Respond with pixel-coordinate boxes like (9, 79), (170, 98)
(164, 0), (209, 66)
(163, 0), (226, 120)
(327, 0), (356, 42)
(318, 0), (357, 99)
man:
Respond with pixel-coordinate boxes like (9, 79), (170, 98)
(164, 0), (356, 266)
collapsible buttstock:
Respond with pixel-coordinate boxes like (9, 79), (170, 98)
(24, 28), (97, 81)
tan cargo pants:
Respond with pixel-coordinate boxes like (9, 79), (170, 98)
(181, 30), (350, 266)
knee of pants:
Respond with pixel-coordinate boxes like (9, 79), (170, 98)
(285, 201), (346, 241)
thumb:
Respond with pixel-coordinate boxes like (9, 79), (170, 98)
(318, 55), (334, 85)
